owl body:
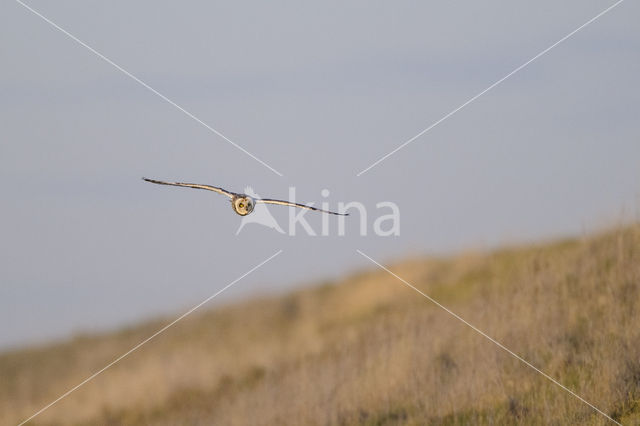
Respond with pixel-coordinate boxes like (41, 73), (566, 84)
(231, 194), (255, 216)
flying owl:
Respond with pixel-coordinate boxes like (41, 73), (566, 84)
(142, 178), (348, 216)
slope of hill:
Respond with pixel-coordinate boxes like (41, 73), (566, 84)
(2, 226), (640, 425)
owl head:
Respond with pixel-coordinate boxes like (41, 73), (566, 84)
(232, 195), (255, 216)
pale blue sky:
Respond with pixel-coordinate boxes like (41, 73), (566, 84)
(1, 0), (638, 348)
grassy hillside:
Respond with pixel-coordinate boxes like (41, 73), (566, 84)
(2, 226), (640, 425)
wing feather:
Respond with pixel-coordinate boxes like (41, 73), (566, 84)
(256, 198), (348, 216)
(142, 178), (234, 198)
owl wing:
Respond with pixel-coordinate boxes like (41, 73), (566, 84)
(256, 198), (348, 216)
(143, 178), (235, 198)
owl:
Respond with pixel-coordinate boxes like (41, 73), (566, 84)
(143, 178), (347, 216)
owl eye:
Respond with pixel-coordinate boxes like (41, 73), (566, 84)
(239, 203), (244, 208)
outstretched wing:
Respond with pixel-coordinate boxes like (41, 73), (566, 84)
(142, 178), (235, 198)
(256, 198), (348, 216)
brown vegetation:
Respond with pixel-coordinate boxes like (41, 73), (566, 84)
(2, 226), (640, 425)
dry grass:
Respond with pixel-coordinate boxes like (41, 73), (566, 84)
(2, 226), (640, 425)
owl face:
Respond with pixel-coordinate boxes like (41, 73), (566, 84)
(232, 195), (255, 216)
